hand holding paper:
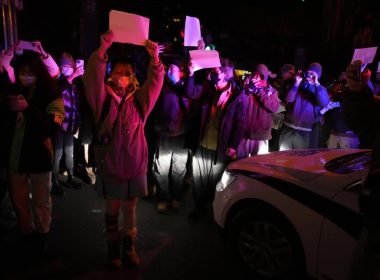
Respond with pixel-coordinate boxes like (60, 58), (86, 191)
(351, 47), (377, 65)
(184, 16), (201, 47)
(100, 30), (114, 51)
(145, 40), (162, 65)
(189, 50), (221, 72)
(109, 10), (149, 46)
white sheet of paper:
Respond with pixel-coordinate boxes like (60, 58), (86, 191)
(351, 47), (378, 64)
(109, 10), (149, 46)
(189, 50), (221, 71)
(184, 16), (201, 47)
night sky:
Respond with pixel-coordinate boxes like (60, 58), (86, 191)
(14, 0), (380, 82)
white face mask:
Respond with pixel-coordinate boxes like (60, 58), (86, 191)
(18, 75), (37, 87)
(118, 76), (130, 89)
(61, 67), (74, 77)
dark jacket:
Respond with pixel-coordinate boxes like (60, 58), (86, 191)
(341, 86), (380, 148)
(197, 81), (248, 162)
(284, 82), (329, 130)
(57, 76), (81, 135)
(244, 85), (280, 140)
(154, 78), (190, 136)
(0, 72), (63, 173)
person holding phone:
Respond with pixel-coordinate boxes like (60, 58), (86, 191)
(0, 50), (64, 257)
(0, 40), (60, 84)
(51, 52), (84, 196)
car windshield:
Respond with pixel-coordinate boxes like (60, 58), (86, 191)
(324, 151), (372, 174)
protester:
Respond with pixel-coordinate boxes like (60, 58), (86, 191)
(321, 77), (359, 149)
(83, 30), (164, 269)
(341, 60), (379, 149)
(237, 64), (280, 157)
(184, 58), (247, 216)
(154, 58), (191, 213)
(0, 50), (64, 256)
(269, 63), (296, 151)
(51, 52), (84, 196)
(279, 62), (329, 150)
(346, 60), (380, 280)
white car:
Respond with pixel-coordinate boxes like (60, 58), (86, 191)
(213, 149), (371, 280)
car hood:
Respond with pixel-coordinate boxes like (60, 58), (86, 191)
(227, 149), (366, 182)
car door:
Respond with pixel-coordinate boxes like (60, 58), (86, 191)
(317, 172), (365, 280)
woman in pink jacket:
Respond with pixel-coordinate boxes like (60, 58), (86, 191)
(83, 30), (164, 269)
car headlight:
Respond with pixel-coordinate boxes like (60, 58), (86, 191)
(216, 169), (238, 192)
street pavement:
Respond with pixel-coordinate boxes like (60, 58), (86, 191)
(1, 179), (253, 280)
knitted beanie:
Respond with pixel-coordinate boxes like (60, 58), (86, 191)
(307, 62), (322, 78)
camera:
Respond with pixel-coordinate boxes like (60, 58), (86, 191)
(304, 71), (315, 80)
(296, 70), (314, 80)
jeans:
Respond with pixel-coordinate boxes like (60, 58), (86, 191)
(53, 130), (74, 177)
(154, 135), (188, 202)
(279, 125), (311, 151)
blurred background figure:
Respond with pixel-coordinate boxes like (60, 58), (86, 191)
(0, 48), (64, 257)
(154, 58), (191, 213)
(237, 64), (279, 158)
(320, 74), (359, 149)
(51, 52), (84, 196)
(279, 62), (329, 150)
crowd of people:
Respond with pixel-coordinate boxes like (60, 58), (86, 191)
(1, 27), (380, 272)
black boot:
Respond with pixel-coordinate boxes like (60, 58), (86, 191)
(66, 174), (83, 190)
(105, 214), (121, 269)
(122, 227), (140, 268)
(51, 176), (66, 196)
(106, 239), (122, 270)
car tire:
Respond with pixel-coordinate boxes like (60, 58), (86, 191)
(230, 207), (306, 279)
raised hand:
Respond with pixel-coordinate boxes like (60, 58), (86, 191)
(188, 59), (196, 76)
(100, 30), (114, 52)
(197, 37), (205, 50)
(145, 40), (161, 64)
(67, 65), (85, 84)
(32, 41), (49, 58)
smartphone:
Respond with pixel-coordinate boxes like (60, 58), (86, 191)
(76, 59), (84, 70)
(16, 40), (38, 53)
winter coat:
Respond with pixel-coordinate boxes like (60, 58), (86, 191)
(284, 82), (329, 130)
(57, 76), (80, 134)
(198, 81), (248, 162)
(244, 85), (280, 140)
(154, 78), (190, 136)
(0, 72), (64, 172)
(83, 50), (164, 183)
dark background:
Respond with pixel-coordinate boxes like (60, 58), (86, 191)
(12, 0), (380, 82)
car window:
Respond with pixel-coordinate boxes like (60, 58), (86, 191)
(324, 151), (371, 174)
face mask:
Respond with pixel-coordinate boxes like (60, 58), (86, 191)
(167, 73), (179, 84)
(61, 68), (74, 77)
(118, 76), (130, 89)
(210, 72), (221, 84)
(19, 75), (37, 87)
